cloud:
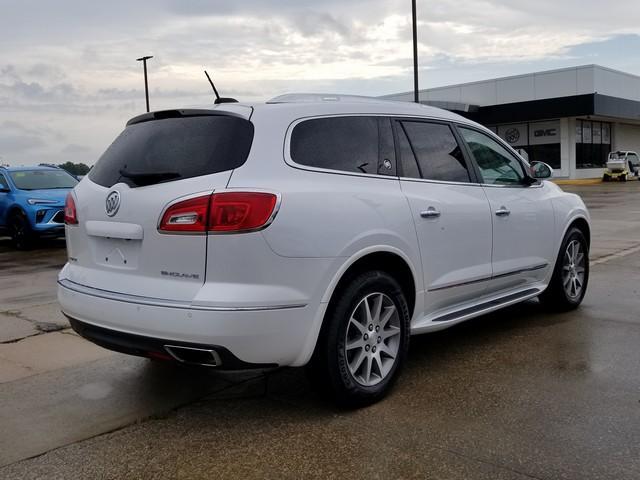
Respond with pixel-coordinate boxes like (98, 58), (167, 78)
(61, 144), (92, 154)
(0, 121), (48, 159)
(0, 133), (45, 154)
(2, 1), (640, 165)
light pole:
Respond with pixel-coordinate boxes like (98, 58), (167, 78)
(136, 55), (153, 112)
(412, 0), (419, 104)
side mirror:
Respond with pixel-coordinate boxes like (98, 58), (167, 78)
(530, 161), (553, 180)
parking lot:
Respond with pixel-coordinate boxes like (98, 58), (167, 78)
(1, 182), (639, 479)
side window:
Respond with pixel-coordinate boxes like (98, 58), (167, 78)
(396, 123), (421, 179)
(291, 116), (395, 176)
(0, 174), (9, 191)
(400, 121), (470, 183)
(459, 128), (526, 185)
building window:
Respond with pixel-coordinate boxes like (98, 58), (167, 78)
(493, 120), (561, 169)
(576, 120), (611, 169)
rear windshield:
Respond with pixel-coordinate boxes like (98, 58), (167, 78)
(89, 115), (254, 188)
(10, 170), (78, 190)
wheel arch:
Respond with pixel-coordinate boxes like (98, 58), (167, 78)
(7, 204), (27, 220)
(322, 248), (418, 319)
(293, 247), (419, 367)
(566, 216), (591, 247)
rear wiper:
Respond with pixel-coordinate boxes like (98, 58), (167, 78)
(118, 169), (180, 186)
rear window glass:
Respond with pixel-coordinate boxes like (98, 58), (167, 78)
(10, 170), (78, 190)
(90, 115), (254, 188)
(291, 116), (394, 175)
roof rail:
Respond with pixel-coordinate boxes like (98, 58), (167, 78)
(267, 93), (391, 104)
(38, 163), (60, 169)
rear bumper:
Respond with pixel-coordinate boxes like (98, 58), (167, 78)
(67, 316), (276, 369)
(58, 279), (315, 368)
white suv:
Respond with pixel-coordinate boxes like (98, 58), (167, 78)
(59, 95), (590, 405)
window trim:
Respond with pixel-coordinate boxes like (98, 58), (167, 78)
(392, 118), (480, 185)
(452, 124), (541, 189)
(283, 114), (540, 188)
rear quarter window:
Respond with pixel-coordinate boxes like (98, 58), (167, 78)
(90, 115), (254, 188)
(290, 116), (396, 176)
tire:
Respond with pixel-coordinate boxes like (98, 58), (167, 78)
(539, 227), (589, 312)
(602, 175), (610, 182)
(308, 270), (410, 407)
(9, 211), (34, 250)
(621, 175), (627, 182)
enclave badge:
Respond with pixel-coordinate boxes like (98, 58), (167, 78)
(105, 190), (121, 217)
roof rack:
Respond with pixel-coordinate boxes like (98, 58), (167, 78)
(38, 163), (60, 169)
(267, 93), (391, 104)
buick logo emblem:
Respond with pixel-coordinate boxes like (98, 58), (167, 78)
(505, 128), (520, 144)
(105, 191), (121, 217)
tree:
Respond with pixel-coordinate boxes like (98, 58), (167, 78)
(58, 162), (91, 176)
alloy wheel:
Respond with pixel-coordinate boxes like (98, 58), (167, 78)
(562, 240), (586, 300)
(344, 292), (401, 387)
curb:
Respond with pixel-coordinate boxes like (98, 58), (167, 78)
(553, 178), (602, 186)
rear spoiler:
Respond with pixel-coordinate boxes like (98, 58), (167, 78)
(126, 108), (252, 126)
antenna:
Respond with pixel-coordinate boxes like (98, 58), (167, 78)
(204, 70), (238, 105)
(204, 70), (220, 101)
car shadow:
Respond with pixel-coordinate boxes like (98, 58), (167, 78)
(165, 299), (575, 416)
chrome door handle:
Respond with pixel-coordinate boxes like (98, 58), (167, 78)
(495, 207), (511, 217)
(420, 207), (441, 219)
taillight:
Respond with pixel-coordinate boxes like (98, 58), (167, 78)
(64, 193), (78, 225)
(209, 192), (278, 233)
(158, 192), (278, 234)
(159, 195), (210, 233)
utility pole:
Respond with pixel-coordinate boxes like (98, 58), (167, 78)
(412, 0), (419, 104)
(136, 55), (153, 112)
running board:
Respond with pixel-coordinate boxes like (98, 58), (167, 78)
(432, 288), (541, 323)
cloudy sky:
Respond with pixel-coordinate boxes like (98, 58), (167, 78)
(2, 0), (640, 166)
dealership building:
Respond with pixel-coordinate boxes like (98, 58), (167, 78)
(384, 65), (640, 179)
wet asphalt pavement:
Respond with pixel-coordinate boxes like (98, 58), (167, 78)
(1, 182), (639, 479)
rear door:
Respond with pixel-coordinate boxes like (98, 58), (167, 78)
(396, 119), (493, 314)
(457, 126), (555, 292)
(65, 111), (254, 302)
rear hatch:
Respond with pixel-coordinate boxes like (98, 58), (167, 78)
(64, 109), (254, 302)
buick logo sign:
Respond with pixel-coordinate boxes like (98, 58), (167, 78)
(505, 128), (521, 144)
(105, 191), (121, 217)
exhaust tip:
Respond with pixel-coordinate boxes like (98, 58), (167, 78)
(164, 345), (222, 367)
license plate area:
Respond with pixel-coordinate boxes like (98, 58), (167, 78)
(90, 237), (142, 270)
